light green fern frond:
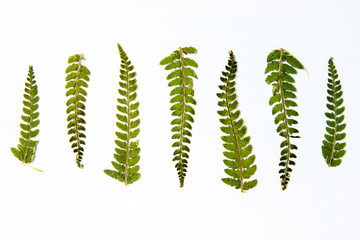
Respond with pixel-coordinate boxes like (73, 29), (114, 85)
(11, 65), (42, 172)
(265, 48), (305, 190)
(160, 46), (198, 188)
(322, 57), (346, 167)
(65, 53), (90, 168)
(104, 43), (141, 185)
(218, 51), (257, 192)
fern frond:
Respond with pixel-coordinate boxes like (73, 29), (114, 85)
(65, 53), (90, 168)
(322, 58), (346, 167)
(104, 43), (141, 185)
(11, 66), (42, 172)
(218, 51), (257, 192)
(160, 46), (198, 188)
(265, 48), (305, 190)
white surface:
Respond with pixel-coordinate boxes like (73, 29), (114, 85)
(0, 0), (359, 239)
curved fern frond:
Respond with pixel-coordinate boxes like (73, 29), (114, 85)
(265, 48), (305, 190)
(322, 58), (346, 167)
(160, 46), (198, 188)
(104, 43), (141, 185)
(10, 65), (42, 172)
(65, 53), (90, 169)
(217, 51), (257, 192)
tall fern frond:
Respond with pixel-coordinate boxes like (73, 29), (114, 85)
(160, 46), (198, 188)
(65, 53), (90, 169)
(265, 48), (305, 190)
(217, 51), (257, 192)
(10, 66), (42, 172)
(104, 43), (141, 185)
(322, 58), (346, 167)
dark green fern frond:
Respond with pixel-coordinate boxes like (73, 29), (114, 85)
(160, 46), (198, 188)
(322, 57), (346, 167)
(265, 48), (305, 190)
(65, 53), (90, 169)
(217, 51), (257, 192)
(104, 43), (141, 185)
(11, 65), (42, 172)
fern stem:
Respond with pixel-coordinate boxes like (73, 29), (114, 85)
(224, 57), (244, 192)
(74, 54), (83, 168)
(178, 47), (186, 188)
(278, 48), (292, 190)
(124, 57), (131, 185)
(23, 67), (40, 170)
(22, 161), (43, 172)
(328, 61), (338, 167)
(23, 77), (35, 163)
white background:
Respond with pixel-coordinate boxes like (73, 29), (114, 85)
(1, 0), (359, 239)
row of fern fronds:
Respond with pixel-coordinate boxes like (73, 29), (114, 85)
(10, 46), (346, 191)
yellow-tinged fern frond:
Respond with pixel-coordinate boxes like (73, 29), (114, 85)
(65, 53), (90, 168)
(104, 43), (141, 185)
(265, 48), (305, 190)
(217, 51), (257, 192)
(160, 46), (198, 188)
(11, 65), (42, 172)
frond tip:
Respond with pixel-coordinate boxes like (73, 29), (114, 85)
(322, 57), (346, 167)
(104, 43), (141, 185)
(265, 48), (305, 190)
(217, 50), (257, 192)
(10, 65), (42, 172)
(65, 53), (90, 168)
(160, 46), (198, 188)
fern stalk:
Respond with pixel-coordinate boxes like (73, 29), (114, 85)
(322, 57), (346, 167)
(104, 43), (141, 185)
(177, 47), (188, 186)
(277, 50), (292, 189)
(160, 46), (198, 188)
(11, 65), (42, 172)
(65, 53), (90, 168)
(265, 48), (305, 190)
(218, 51), (257, 192)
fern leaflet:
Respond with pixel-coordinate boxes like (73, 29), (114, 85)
(217, 51), (257, 192)
(160, 46), (198, 188)
(65, 53), (90, 168)
(104, 43), (141, 185)
(265, 48), (305, 190)
(10, 65), (42, 172)
(322, 57), (346, 167)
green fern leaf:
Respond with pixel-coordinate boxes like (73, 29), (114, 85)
(160, 46), (198, 188)
(10, 66), (42, 172)
(104, 43), (141, 185)
(265, 48), (305, 190)
(65, 53), (90, 169)
(218, 51), (257, 192)
(322, 58), (346, 167)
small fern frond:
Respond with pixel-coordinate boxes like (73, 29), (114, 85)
(65, 53), (90, 169)
(218, 51), (257, 192)
(104, 43), (141, 185)
(160, 46), (198, 188)
(265, 48), (304, 190)
(322, 58), (346, 167)
(11, 65), (42, 172)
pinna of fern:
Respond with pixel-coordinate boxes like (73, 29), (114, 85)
(10, 65), (42, 172)
(322, 57), (346, 167)
(217, 51), (257, 192)
(104, 43), (141, 185)
(65, 53), (90, 169)
(160, 46), (198, 188)
(265, 48), (305, 190)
